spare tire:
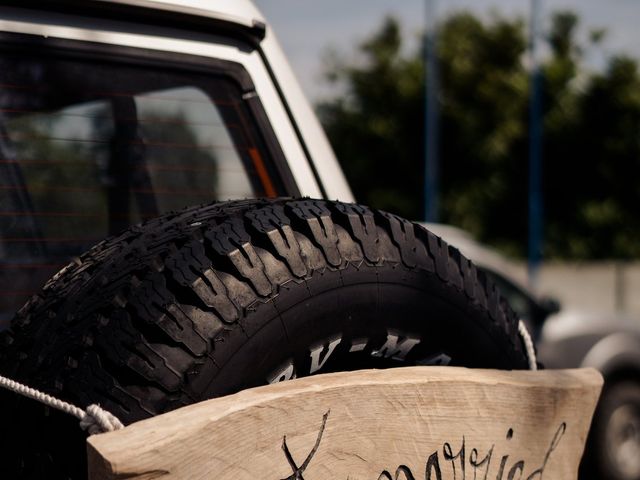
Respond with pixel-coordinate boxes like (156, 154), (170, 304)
(0, 198), (529, 479)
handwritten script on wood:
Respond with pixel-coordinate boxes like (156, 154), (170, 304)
(87, 367), (603, 480)
(278, 410), (566, 480)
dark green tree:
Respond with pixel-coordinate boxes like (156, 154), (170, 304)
(319, 10), (640, 259)
(319, 18), (424, 219)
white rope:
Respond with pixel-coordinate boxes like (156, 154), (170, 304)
(518, 320), (538, 371)
(0, 374), (124, 435)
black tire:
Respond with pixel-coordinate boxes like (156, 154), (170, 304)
(582, 380), (640, 480)
(0, 198), (529, 479)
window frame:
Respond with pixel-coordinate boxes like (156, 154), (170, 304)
(0, 31), (301, 199)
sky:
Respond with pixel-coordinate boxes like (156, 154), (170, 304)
(255, 0), (640, 102)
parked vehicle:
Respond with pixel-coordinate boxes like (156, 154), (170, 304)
(0, 2), (532, 479)
(425, 222), (640, 480)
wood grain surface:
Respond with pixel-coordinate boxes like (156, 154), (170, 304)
(87, 366), (603, 480)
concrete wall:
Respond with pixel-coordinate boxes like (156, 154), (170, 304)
(518, 261), (640, 316)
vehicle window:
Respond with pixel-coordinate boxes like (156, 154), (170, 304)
(0, 48), (285, 327)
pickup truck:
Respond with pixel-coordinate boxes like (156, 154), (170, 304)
(0, 2), (572, 479)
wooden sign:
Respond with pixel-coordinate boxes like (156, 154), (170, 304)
(87, 366), (603, 480)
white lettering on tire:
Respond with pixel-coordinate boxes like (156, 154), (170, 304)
(371, 332), (421, 361)
(268, 360), (296, 384)
(416, 352), (452, 366)
(349, 338), (368, 352)
(309, 337), (342, 374)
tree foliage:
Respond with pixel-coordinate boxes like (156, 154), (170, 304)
(318, 11), (640, 259)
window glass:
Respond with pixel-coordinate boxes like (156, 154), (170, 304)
(0, 48), (285, 326)
(135, 86), (255, 208)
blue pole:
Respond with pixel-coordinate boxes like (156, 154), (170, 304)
(424, 0), (439, 222)
(528, 0), (543, 289)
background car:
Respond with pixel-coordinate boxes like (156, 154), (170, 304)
(425, 222), (640, 480)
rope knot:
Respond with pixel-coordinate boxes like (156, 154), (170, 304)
(80, 404), (125, 435)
